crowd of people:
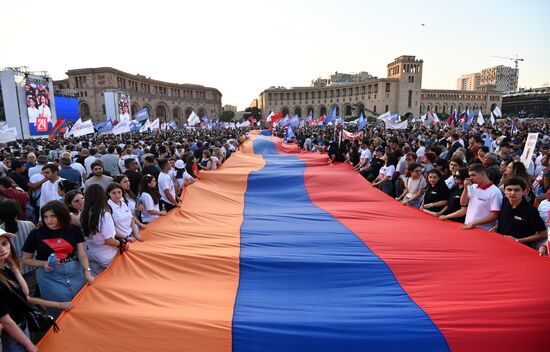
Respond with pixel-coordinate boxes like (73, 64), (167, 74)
(0, 128), (247, 351)
(279, 118), (550, 255)
(2, 115), (549, 351)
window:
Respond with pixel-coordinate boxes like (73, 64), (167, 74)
(385, 83), (391, 92)
(385, 105), (389, 112)
(408, 90), (412, 108)
(373, 105), (377, 113)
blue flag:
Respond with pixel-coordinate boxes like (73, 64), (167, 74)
(289, 115), (300, 128)
(286, 125), (295, 141)
(357, 112), (367, 130)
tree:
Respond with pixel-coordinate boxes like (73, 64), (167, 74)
(245, 107), (261, 118)
(220, 110), (235, 122)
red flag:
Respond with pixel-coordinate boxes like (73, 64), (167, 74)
(269, 112), (284, 130)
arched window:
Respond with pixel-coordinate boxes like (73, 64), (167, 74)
(319, 106), (327, 115)
(80, 102), (90, 117)
(294, 107), (301, 117)
(156, 105), (167, 121)
(345, 105), (352, 116)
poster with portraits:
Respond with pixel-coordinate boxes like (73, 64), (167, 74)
(118, 94), (131, 122)
(25, 79), (52, 135)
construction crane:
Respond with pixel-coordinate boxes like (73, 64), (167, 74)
(489, 54), (525, 70)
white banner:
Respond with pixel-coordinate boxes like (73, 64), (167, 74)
(188, 111), (200, 125)
(0, 127), (18, 143)
(149, 118), (160, 131)
(72, 119), (95, 137)
(520, 133), (538, 169)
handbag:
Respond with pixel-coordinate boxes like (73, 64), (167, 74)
(1, 280), (60, 333)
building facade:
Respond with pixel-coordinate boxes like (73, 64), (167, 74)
(456, 73), (481, 91)
(258, 55), (502, 119)
(54, 67), (222, 124)
(502, 87), (550, 118)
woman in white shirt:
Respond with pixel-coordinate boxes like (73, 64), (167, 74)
(107, 182), (143, 242)
(174, 160), (195, 197)
(113, 175), (146, 229)
(139, 174), (166, 224)
(396, 163), (427, 208)
(372, 151), (397, 197)
(80, 184), (123, 276)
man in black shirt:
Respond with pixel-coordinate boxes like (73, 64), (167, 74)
(123, 158), (143, 196)
(496, 177), (546, 247)
(141, 155), (160, 181)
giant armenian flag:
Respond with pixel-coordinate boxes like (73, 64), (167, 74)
(39, 132), (550, 351)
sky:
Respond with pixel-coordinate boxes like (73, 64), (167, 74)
(1, 0), (549, 111)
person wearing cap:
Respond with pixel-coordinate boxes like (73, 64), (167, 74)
(1, 229), (73, 351)
(174, 159), (195, 196)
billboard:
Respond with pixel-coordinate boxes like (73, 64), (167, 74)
(104, 91), (130, 126)
(25, 79), (52, 136)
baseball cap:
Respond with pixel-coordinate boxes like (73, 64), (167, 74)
(0, 228), (15, 239)
(175, 160), (186, 169)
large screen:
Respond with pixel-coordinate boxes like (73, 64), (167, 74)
(25, 79), (52, 136)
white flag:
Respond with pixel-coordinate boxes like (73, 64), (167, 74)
(149, 118), (160, 131)
(266, 111), (274, 122)
(490, 112), (496, 125)
(113, 119), (130, 135)
(377, 111), (392, 121)
(65, 118), (81, 137)
(139, 119), (151, 133)
(476, 110), (485, 125)
(188, 111), (200, 125)
(493, 106), (502, 117)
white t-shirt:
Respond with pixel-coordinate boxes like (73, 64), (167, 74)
(176, 171), (194, 189)
(108, 199), (133, 237)
(465, 183), (503, 230)
(70, 162), (87, 184)
(416, 146), (426, 158)
(378, 165), (396, 181)
(359, 148), (372, 166)
(86, 211), (117, 267)
(30, 173), (45, 204)
(140, 192), (160, 223)
(158, 171), (176, 205)
(39, 177), (63, 207)
(405, 177), (427, 199)
(210, 156), (220, 170)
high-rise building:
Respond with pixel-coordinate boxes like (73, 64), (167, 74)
(456, 73), (481, 91)
(480, 65), (518, 92)
(311, 72), (376, 87)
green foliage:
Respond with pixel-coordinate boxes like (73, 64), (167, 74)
(220, 110), (235, 122)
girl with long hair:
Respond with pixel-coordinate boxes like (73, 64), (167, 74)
(372, 151), (397, 197)
(80, 184), (121, 276)
(107, 183), (143, 243)
(113, 175), (146, 229)
(64, 190), (85, 227)
(185, 155), (199, 179)
(1, 230), (74, 352)
(22, 201), (94, 307)
(139, 174), (166, 224)
(396, 163), (426, 208)
(421, 169), (450, 215)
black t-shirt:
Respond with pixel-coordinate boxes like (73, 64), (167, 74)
(22, 225), (85, 261)
(444, 185), (465, 223)
(497, 198), (546, 240)
(367, 157), (385, 178)
(0, 266), (27, 324)
(423, 185), (450, 212)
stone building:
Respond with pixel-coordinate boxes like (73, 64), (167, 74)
(258, 55), (502, 119)
(54, 67), (222, 124)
